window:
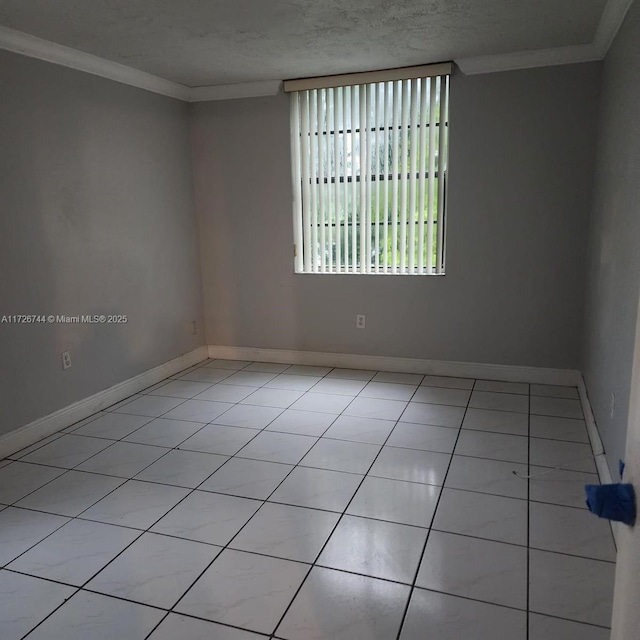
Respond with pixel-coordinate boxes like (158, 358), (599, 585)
(286, 64), (451, 275)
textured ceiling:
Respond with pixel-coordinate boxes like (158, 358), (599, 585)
(0, 0), (608, 87)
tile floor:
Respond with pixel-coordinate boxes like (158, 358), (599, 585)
(0, 360), (616, 639)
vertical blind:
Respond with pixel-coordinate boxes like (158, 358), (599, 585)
(288, 67), (451, 274)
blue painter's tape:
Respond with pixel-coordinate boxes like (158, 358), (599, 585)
(585, 483), (636, 525)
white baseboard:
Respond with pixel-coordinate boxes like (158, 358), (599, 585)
(577, 373), (620, 545)
(577, 374), (611, 480)
(0, 346), (208, 460)
(207, 345), (580, 386)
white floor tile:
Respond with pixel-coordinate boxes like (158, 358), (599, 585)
(264, 374), (322, 391)
(445, 456), (529, 498)
(221, 371), (278, 386)
(528, 613), (610, 640)
(400, 402), (465, 427)
(114, 395), (185, 417)
(269, 466), (362, 512)
(343, 396), (408, 421)
(529, 549), (615, 627)
(347, 476), (440, 527)
(230, 502), (339, 562)
(420, 374), (474, 389)
(455, 429), (528, 463)
(240, 387), (304, 408)
(289, 392), (353, 414)
(369, 446), (450, 485)
(462, 407), (529, 435)
(244, 362), (291, 373)
(0, 570), (76, 640)
(529, 438), (596, 472)
(322, 415), (395, 444)
(149, 613), (263, 640)
(1, 364), (612, 640)
(310, 377), (368, 395)
(162, 399), (235, 423)
(530, 384), (579, 399)
(77, 442), (167, 478)
(65, 413), (104, 431)
(192, 384), (256, 403)
(433, 488), (528, 545)
(386, 422), (458, 453)
(530, 395), (583, 419)
(529, 501), (616, 561)
(318, 515), (426, 583)
(469, 390), (529, 413)
(277, 566), (409, 640)
(135, 450), (228, 488)
(417, 530), (527, 608)
(199, 458), (293, 500)
(17, 471), (125, 517)
(87, 532), (220, 608)
(9, 433), (63, 458)
(149, 380), (213, 399)
(151, 490), (260, 545)
(237, 431), (318, 464)
(300, 438), (380, 474)
(176, 549), (308, 634)
(204, 359), (252, 370)
(178, 368), (234, 384)
(359, 381), (418, 401)
(213, 404), (284, 429)
(412, 386), (471, 406)
(265, 409), (337, 436)
(529, 467), (599, 509)
(286, 365), (332, 376)
(22, 434), (113, 469)
(372, 371), (423, 385)
(475, 380), (529, 395)
(71, 413), (153, 440)
(400, 589), (526, 640)
(82, 480), (190, 529)
(0, 462), (65, 504)
(326, 368), (376, 381)
(8, 519), (140, 585)
(530, 415), (589, 443)
(122, 418), (204, 447)
(105, 395), (143, 412)
(25, 590), (163, 640)
(0, 507), (69, 566)
(179, 424), (258, 455)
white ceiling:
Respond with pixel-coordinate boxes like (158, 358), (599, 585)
(0, 0), (611, 87)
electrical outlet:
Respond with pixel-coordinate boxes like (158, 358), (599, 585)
(61, 351), (72, 370)
(191, 320), (197, 335)
(356, 314), (366, 329)
(610, 392), (616, 419)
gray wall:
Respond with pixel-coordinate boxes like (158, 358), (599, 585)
(190, 62), (600, 368)
(582, 1), (640, 473)
(0, 50), (204, 436)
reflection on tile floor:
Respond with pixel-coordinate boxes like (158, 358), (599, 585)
(0, 359), (616, 639)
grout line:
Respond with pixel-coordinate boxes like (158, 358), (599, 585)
(5, 362), (607, 639)
(266, 393), (414, 638)
(393, 379), (477, 640)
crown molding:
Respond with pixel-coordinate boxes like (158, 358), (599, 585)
(455, 0), (633, 75)
(455, 43), (601, 75)
(188, 80), (282, 102)
(593, 0), (635, 56)
(0, 0), (633, 96)
(0, 25), (190, 100)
